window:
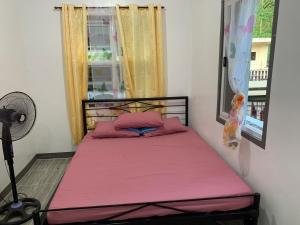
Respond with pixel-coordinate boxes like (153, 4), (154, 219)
(216, 0), (279, 148)
(251, 52), (256, 61)
(87, 10), (125, 100)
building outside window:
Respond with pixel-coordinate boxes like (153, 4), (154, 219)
(247, 0), (275, 123)
(248, 38), (271, 123)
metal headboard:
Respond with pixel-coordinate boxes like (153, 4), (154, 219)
(82, 96), (188, 135)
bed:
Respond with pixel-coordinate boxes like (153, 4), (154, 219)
(37, 97), (260, 225)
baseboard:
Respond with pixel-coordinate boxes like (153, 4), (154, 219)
(36, 152), (75, 159)
(0, 152), (74, 198)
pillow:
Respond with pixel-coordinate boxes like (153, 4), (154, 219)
(144, 117), (188, 137)
(114, 111), (163, 129)
(92, 121), (139, 138)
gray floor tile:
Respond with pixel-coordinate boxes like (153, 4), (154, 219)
(1, 158), (70, 225)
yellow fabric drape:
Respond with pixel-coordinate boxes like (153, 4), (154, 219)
(62, 4), (88, 144)
(116, 4), (166, 98)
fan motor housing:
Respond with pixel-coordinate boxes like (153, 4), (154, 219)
(0, 108), (16, 124)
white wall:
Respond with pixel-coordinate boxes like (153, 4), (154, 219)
(190, 1), (300, 225)
(0, 1), (36, 191)
(12, 0), (193, 156)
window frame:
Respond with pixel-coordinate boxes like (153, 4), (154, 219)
(216, 0), (280, 149)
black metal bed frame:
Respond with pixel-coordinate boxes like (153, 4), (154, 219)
(82, 96), (189, 134)
(34, 96), (260, 225)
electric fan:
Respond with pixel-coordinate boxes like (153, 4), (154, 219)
(0, 92), (40, 225)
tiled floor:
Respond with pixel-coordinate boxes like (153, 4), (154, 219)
(0, 158), (70, 225)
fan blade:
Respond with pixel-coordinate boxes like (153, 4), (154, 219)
(0, 92), (36, 142)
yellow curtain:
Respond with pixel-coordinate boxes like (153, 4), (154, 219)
(62, 4), (88, 144)
(116, 4), (166, 98)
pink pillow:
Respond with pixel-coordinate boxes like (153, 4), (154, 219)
(92, 121), (139, 138)
(114, 111), (163, 129)
(144, 117), (188, 137)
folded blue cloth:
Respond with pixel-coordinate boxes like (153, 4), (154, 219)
(126, 127), (157, 136)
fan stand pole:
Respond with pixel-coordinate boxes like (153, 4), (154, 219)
(0, 124), (41, 225)
(7, 158), (19, 204)
(2, 124), (19, 205)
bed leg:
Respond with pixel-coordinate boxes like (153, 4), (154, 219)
(253, 193), (261, 211)
(244, 216), (258, 225)
(244, 193), (260, 225)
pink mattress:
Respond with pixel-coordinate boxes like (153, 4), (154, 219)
(48, 129), (253, 224)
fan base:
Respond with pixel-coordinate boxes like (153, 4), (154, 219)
(0, 198), (40, 225)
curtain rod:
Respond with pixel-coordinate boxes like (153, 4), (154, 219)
(54, 6), (165, 10)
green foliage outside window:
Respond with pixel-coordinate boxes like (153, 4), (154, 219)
(253, 0), (275, 38)
(98, 82), (108, 93)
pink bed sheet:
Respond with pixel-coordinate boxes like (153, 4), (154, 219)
(47, 129), (253, 224)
